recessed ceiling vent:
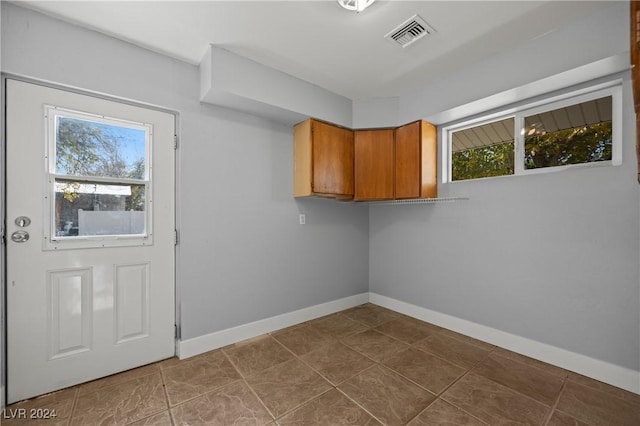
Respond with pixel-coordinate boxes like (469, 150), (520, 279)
(385, 14), (435, 48)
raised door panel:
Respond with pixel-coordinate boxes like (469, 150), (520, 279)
(354, 129), (395, 201)
(312, 120), (354, 198)
(395, 121), (421, 199)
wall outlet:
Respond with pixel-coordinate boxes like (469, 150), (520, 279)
(299, 214), (306, 225)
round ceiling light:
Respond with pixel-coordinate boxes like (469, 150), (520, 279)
(337, 0), (376, 13)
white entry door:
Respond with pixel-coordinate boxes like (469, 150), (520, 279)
(6, 79), (175, 404)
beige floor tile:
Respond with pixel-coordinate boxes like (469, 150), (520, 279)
(555, 380), (640, 426)
(341, 304), (399, 327)
(128, 410), (173, 425)
(307, 313), (368, 339)
(272, 323), (335, 355)
(2, 388), (77, 426)
(374, 316), (443, 344)
(300, 341), (375, 385)
(472, 352), (565, 405)
(408, 399), (489, 426)
(70, 373), (168, 425)
(437, 329), (496, 351)
(162, 350), (241, 406)
(223, 335), (294, 377)
(278, 389), (381, 425)
(245, 358), (331, 418)
(567, 372), (640, 404)
(383, 347), (466, 394)
(171, 380), (273, 425)
(493, 347), (568, 379)
(157, 356), (184, 370)
(546, 410), (591, 426)
(342, 329), (409, 362)
(338, 365), (436, 426)
(441, 373), (549, 426)
(414, 333), (491, 369)
(78, 363), (161, 395)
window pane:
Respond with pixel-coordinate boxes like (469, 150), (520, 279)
(55, 180), (146, 237)
(524, 96), (612, 170)
(55, 115), (147, 179)
(451, 117), (515, 181)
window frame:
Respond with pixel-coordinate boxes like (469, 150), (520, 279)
(441, 81), (622, 183)
(44, 105), (154, 250)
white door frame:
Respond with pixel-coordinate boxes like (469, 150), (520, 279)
(1, 74), (181, 405)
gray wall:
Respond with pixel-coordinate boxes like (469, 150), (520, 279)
(0, 3), (369, 346)
(370, 1), (640, 371)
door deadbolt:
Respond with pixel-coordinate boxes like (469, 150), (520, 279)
(11, 230), (30, 243)
(15, 216), (31, 227)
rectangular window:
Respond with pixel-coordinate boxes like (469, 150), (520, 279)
(444, 85), (620, 182)
(523, 97), (612, 170)
(46, 106), (152, 247)
(451, 117), (515, 181)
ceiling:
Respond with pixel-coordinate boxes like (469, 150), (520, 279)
(14, 0), (618, 100)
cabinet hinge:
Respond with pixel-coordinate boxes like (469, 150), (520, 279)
(174, 134), (178, 149)
(174, 229), (179, 246)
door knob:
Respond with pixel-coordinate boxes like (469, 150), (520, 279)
(11, 230), (29, 243)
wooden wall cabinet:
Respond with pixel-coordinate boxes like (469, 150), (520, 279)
(294, 119), (354, 199)
(354, 129), (395, 201)
(354, 120), (437, 201)
(294, 118), (437, 202)
(395, 120), (437, 199)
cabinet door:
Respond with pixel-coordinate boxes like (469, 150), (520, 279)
(419, 121), (437, 198)
(312, 120), (354, 198)
(395, 121), (437, 199)
(395, 121), (421, 199)
(354, 129), (395, 201)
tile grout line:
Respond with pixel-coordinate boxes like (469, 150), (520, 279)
(219, 349), (277, 423)
(223, 339), (335, 422)
(465, 350), (572, 413)
(403, 397), (439, 426)
(157, 366), (175, 426)
(437, 370), (494, 424)
(241, 376), (278, 423)
(333, 379), (387, 426)
(121, 371), (173, 426)
(265, 329), (376, 423)
(448, 368), (563, 419)
(541, 377), (569, 426)
(294, 306), (454, 423)
(272, 387), (336, 423)
(161, 352), (246, 412)
(65, 388), (80, 426)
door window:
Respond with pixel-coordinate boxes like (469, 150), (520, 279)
(45, 106), (153, 249)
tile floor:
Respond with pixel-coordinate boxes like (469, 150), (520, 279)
(4, 303), (640, 425)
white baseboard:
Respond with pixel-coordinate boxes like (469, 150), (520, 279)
(370, 292), (640, 395)
(177, 293), (369, 359)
